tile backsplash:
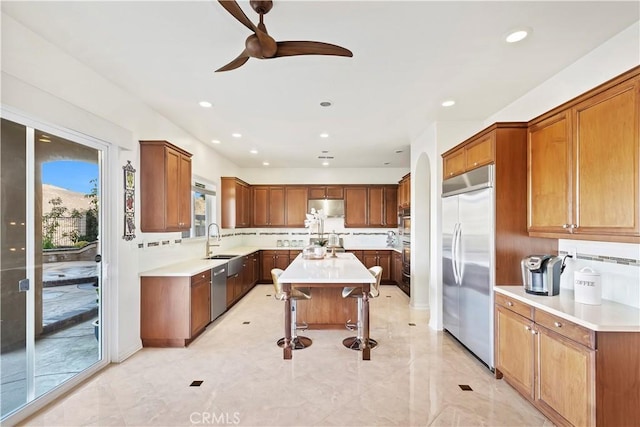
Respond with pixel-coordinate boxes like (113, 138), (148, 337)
(558, 240), (640, 309)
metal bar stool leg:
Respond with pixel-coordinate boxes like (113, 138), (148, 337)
(277, 299), (312, 350)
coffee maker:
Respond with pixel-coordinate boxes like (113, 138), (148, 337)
(521, 255), (562, 296)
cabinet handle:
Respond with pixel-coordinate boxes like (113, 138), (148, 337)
(524, 325), (531, 331)
(531, 329), (537, 335)
(473, 162), (478, 166)
(507, 301), (513, 307)
(562, 224), (569, 229)
(554, 321), (562, 328)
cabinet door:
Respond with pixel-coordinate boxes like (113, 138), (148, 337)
(285, 187), (308, 227)
(348, 250), (364, 264)
(269, 187), (286, 226)
(465, 133), (494, 171)
(178, 153), (192, 230)
(308, 186), (326, 199)
(384, 186), (398, 227)
(326, 186), (344, 199)
(164, 147), (182, 230)
(444, 148), (465, 179)
(190, 276), (210, 335)
(393, 252), (403, 284)
(261, 251), (276, 282)
(344, 187), (368, 227)
(274, 251), (290, 270)
(536, 326), (595, 427)
(362, 251), (378, 269)
(368, 187), (384, 226)
(238, 182), (251, 228)
(494, 305), (535, 400)
(252, 187), (269, 227)
(377, 252), (392, 281)
(572, 79), (639, 236)
(527, 111), (572, 233)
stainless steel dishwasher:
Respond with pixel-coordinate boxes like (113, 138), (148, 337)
(211, 264), (227, 321)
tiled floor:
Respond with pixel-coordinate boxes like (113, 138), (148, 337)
(22, 285), (552, 426)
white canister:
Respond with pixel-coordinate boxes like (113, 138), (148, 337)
(573, 267), (601, 305)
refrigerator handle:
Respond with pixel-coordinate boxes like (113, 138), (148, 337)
(451, 223), (460, 284)
(456, 223), (463, 284)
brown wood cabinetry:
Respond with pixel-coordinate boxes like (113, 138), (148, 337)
(226, 251), (260, 308)
(253, 186), (286, 227)
(308, 186), (344, 199)
(398, 173), (411, 209)
(527, 68), (640, 243)
(443, 132), (494, 179)
(139, 140), (192, 232)
(344, 185), (398, 228)
(140, 270), (210, 347)
(361, 250), (392, 283)
(260, 250), (291, 282)
(495, 292), (640, 426)
(221, 177), (251, 228)
(285, 186), (308, 227)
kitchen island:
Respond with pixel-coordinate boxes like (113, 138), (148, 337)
(278, 252), (376, 360)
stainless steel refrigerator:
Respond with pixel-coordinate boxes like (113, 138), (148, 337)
(442, 165), (494, 369)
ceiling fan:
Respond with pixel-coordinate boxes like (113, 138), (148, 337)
(215, 0), (353, 72)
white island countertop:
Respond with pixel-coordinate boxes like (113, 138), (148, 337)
(278, 252), (375, 284)
(495, 286), (640, 332)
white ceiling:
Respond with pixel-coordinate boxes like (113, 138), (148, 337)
(3, 1), (638, 168)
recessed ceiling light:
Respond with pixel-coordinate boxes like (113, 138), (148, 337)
(320, 101), (332, 107)
(199, 101), (212, 108)
(320, 133), (329, 138)
(322, 161), (329, 166)
(249, 149), (258, 154)
(505, 27), (531, 43)
(232, 133), (242, 138)
(262, 161), (270, 166)
(442, 100), (456, 107)
(211, 139), (221, 144)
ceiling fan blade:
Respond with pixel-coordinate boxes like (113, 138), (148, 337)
(215, 50), (250, 72)
(218, 0), (257, 33)
(274, 41), (353, 58)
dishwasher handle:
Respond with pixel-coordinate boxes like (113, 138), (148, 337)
(213, 268), (226, 276)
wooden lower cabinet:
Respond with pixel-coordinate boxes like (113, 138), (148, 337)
(392, 251), (403, 286)
(141, 270), (211, 347)
(361, 250), (392, 283)
(227, 252), (260, 308)
(260, 250), (291, 282)
(495, 292), (640, 426)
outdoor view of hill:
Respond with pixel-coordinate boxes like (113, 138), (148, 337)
(42, 184), (91, 214)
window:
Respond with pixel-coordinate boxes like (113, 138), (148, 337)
(182, 179), (216, 239)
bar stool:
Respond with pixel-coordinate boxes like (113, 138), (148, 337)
(271, 268), (312, 350)
(342, 266), (382, 351)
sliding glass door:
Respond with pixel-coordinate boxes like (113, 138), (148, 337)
(1, 117), (105, 421)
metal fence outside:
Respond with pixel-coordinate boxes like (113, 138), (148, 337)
(43, 216), (87, 247)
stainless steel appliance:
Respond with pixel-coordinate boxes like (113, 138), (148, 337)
(521, 255), (562, 296)
(399, 208), (411, 240)
(400, 241), (410, 296)
(307, 199), (344, 218)
(442, 165), (494, 369)
(211, 264), (227, 321)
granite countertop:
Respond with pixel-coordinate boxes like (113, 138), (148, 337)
(494, 285), (640, 332)
(278, 252), (375, 284)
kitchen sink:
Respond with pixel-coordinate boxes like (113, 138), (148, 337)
(204, 254), (237, 260)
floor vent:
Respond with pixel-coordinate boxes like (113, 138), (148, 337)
(266, 294), (272, 297)
(190, 381), (203, 387)
(458, 384), (473, 391)
(386, 295), (392, 298)
(242, 321), (250, 324)
(408, 323), (416, 326)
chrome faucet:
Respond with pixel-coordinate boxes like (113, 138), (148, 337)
(205, 223), (221, 258)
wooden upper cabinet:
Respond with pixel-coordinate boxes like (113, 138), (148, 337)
(252, 186), (285, 227)
(398, 173), (410, 209)
(140, 140), (192, 232)
(345, 185), (398, 228)
(572, 78), (639, 237)
(344, 187), (368, 227)
(221, 177), (251, 229)
(443, 132), (496, 179)
(527, 68), (640, 242)
(527, 111), (572, 234)
(308, 186), (343, 199)
(285, 186), (308, 227)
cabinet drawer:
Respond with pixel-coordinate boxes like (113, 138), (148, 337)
(191, 270), (211, 285)
(495, 292), (533, 320)
(534, 309), (595, 349)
